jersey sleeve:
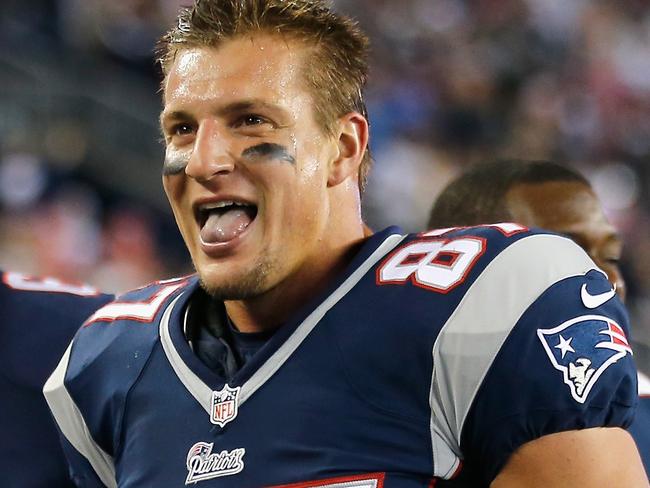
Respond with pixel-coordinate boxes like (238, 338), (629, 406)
(428, 234), (637, 485)
(45, 343), (118, 488)
(59, 435), (111, 488)
(43, 279), (188, 488)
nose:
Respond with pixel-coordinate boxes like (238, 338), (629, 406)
(185, 120), (235, 181)
(596, 259), (627, 303)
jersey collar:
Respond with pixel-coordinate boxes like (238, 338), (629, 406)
(158, 227), (405, 418)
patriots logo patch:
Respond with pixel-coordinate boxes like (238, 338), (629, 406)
(537, 315), (633, 403)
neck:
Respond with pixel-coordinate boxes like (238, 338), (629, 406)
(224, 226), (367, 333)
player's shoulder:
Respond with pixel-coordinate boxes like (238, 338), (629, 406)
(0, 270), (114, 387)
(0, 270), (113, 321)
(55, 274), (197, 401)
(44, 276), (197, 470)
(378, 223), (596, 301)
(411, 222), (587, 263)
(73, 274), (197, 355)
(426, 223), (597, 282)
(408, 222), (627, 341)
(414, 227), (635, 483)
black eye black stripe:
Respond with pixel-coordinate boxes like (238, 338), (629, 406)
(241, 143), (296, 164)
(162, 142), (296, 176)
(162, 154), (190, 175)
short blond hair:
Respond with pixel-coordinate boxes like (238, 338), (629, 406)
(157, 0), (372, 192)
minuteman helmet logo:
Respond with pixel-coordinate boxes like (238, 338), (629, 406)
(210, 384), (240, 426)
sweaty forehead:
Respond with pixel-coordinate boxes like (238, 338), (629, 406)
(163, 35), (308, 106)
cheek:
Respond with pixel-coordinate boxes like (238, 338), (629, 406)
(265, 173), (318, 226)
(297, 136), (330, 186)
(300, 129), (338, 185)
(163, 175), (189, 215)
(298, 156), (322, 183)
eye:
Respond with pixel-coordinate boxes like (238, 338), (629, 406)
(164, 122), (196, 145)
(234, 114), (271, 128)
(171, 123), (195, 136)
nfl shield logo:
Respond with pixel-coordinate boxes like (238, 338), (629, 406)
(210, 384), (241, 427)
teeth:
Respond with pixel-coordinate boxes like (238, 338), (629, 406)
(200, 200), (250, 211)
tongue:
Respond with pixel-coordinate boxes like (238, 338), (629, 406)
(200, 208), (252, 243)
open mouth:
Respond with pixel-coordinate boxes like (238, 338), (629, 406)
(196, 200), (258, 244)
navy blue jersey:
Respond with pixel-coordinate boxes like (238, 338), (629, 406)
(631, 372), (650, 477)
(44, 226), (637, 487)
(0, 271), (113, 487)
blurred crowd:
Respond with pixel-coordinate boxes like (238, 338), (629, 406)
(0, 0), (649, 341)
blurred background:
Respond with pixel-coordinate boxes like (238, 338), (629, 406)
(0, 0), (649, 340)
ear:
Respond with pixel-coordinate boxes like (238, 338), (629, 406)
(328, 112), (369, 187)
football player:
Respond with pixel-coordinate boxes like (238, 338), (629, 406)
(44, 2), (647, 486)
(428, 159), (650, 478)
(0, 271), (113, 486)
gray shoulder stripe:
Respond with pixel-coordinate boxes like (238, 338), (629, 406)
(240, 233), (407, 404)
(638, 371), (650, 396)
(429, 234), (596, 477)
(43, 342), (117, 488)
(159, 293), (213, 414)
(160, 233), (406, 415)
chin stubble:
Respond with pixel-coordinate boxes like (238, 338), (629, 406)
(198, 254), (277, 301)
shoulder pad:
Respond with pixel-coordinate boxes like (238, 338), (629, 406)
(45, 275), (197, 459)
(83, 276), (194, 326)
(0, 270), (113, 387)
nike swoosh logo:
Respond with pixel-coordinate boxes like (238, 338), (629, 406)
(580, 284), (617, 309)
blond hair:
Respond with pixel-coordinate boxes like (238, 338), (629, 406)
(157, 0), (371, 191)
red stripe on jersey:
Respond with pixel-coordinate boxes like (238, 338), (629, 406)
(269, 472), (385, 488)
(609, 322), (629, 346)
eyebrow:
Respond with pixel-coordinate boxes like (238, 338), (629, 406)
(159, 110), (192, 137)
(159, 99), (284, 130)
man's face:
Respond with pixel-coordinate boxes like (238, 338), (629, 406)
(160, 35), (339, 299)
(506, 180), (626, 301)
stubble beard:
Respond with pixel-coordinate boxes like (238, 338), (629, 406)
(198, 254), (278, 301)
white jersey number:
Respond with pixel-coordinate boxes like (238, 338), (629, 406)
(83, 280), (186, 325)
(2, 271), (99, 296)
(378, 237), (485, 293)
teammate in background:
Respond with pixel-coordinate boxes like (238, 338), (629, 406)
(0, 271), (113, 487)
(45, 1), (646, 487)
(428, 159), (650, 478)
